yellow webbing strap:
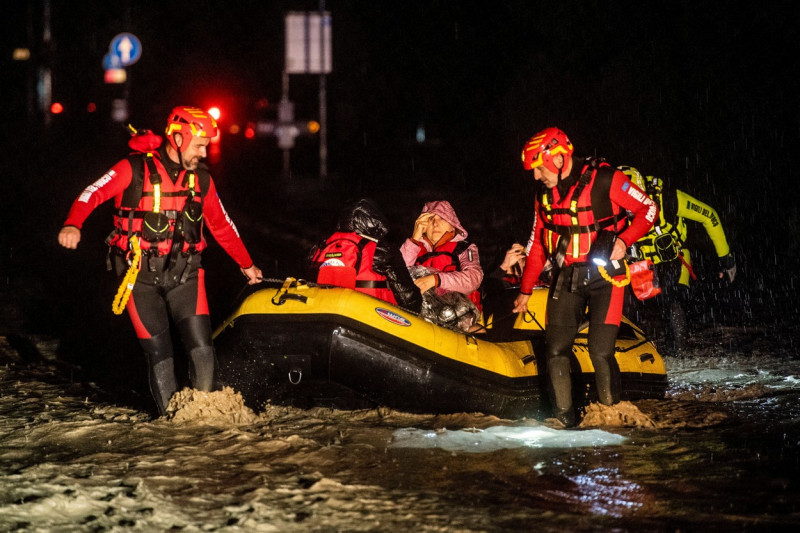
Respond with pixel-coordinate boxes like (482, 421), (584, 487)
(271, 277), (297, 305)
(112, 236), (143, 315)
(598, 261), (631, 288)
(152, 182), (161, 212)
(570, 199), (580, 259)
(542, 194), (555, 254)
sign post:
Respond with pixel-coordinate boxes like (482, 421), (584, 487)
(285, 9), (332, 179)
(104, 33), (142, 123)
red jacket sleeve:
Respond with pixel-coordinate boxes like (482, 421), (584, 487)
(519, 200), (548, 294)
(63, 159), (133, 228)
(202, 177), (254, 269)
(610, 170), (659, 247)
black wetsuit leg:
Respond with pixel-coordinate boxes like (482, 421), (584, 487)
(118, 253), (214, 412)
(544, 324), (579, 426)
(120, 256), (177, 415)
(138, 328), (176, 416)
(177, 314), (216, 391)
(585, 272), (623, 405)
(586, 323), (621, 405)
(543, 274), (588, 426)
(160, 257), (216, 392)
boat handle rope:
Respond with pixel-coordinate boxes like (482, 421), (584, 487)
(272, 277), (308, 306)
(469, 310), (519, 334)
(112, 235), (142, 315)
(521, 309), (545, 330)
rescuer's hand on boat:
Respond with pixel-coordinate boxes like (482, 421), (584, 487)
(241, 265), (263, 285)
(512, 293), (530, 314)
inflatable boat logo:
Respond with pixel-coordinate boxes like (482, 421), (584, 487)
(375, 307), (411, 327)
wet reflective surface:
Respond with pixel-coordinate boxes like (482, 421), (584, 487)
(2, 323), (799, 531)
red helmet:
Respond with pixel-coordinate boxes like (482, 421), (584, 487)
(521, 127), (574, 174)
(164, 106), (218, 151)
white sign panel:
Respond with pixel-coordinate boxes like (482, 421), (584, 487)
(285, 12), (332, 74)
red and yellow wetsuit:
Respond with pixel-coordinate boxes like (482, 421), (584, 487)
(62, 146), (255, 414)
(519, 157), (657, 425)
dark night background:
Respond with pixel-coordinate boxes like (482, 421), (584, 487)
(1, 1), (799, 396)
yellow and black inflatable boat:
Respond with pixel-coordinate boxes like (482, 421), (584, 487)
(213, 278), (667, 419)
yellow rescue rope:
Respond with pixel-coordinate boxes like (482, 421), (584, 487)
(597, 260), (631, 288)
(112, 235), (143, 315)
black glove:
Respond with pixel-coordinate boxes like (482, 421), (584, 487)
(374, 241), (422, 313)
(718, 253), (736, 283)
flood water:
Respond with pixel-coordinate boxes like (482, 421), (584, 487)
(3, 141), (799, 531)
(2, 319), (799, 532)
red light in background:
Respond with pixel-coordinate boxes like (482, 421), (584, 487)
(50, 102), (64, 114)
(87, 102), (97, 113)
(244, 123), (256, 139)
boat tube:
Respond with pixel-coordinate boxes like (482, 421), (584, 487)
(213, 278), (667, 419)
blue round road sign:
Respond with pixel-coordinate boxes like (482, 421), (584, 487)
(110, 33), (142, 67)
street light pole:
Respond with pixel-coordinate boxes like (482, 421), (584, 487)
(281, 70), (292, 179)
(39, 0), (53, 128)
(319, 0), (328, 180)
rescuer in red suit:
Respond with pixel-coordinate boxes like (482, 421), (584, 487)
(58, 106), (263, 416)
(512, 127), (658, 427)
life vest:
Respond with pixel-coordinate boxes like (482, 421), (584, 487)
(633, 190), (687, 265)
(311, 231), (396, 304)
(415, 240), (482, 310)
(538, 158), (628, 267)
(108, 148), (210, 257)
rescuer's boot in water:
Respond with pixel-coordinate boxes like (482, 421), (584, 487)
(139, 330), (177, 416)
(178, 314), (217, 391)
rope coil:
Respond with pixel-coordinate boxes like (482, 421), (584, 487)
(112, 236), (143, 315)
(597, 261), (631, 288)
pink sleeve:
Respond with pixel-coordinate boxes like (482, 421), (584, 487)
(400, 238), (425, 266)
(437, 243), (484, 294)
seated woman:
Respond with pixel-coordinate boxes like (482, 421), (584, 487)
(400, 200), (483, 331)
(309, 198), (422, 313)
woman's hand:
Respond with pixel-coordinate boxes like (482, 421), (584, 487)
(412, 212), (433, 241)
(414, 274), (437, 293)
